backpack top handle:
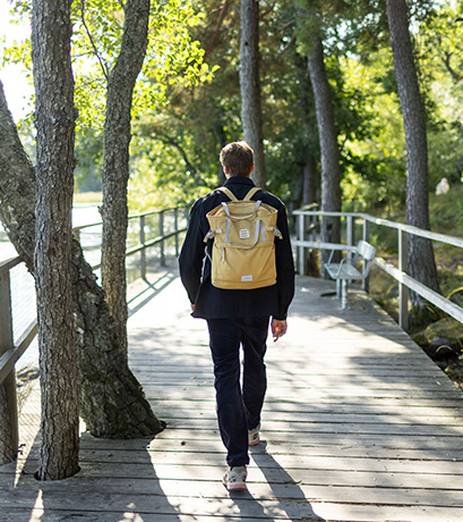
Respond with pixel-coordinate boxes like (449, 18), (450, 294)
(217, 186), (261, 202)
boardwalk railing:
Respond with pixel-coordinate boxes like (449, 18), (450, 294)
(0, 205), (188, 464)
(293, 209), (463, 332)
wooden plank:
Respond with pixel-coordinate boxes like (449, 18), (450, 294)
(142, 386), (462, 400)
(13, 447), (463, 474)
(2, 505), (463, 522)
(20, 409), (463, 424)
(6, 461), (463, 491)
(134, 417), (463, 431)
(6, 274), (463, 522)
(75, 436), (463, 461)
(152, 400), (463, 413)
(144, 378), (460, 391)
(0, 483), (462, 512)
(146, 397), (463, 408)
(134, 372), (449, 383)
(18, 428), (463, 448)
(132, 363), (444, 373)
(157, 412), (463, 424)
(95, 427), (463, 448)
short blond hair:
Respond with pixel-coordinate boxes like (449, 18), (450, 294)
(219, 141), (254, 176)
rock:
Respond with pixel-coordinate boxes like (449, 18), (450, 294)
(435, 177), (450, 195)
(445, 359), (463, 391)
(412, 317), (463, 360)
(385, 284), (398, 299)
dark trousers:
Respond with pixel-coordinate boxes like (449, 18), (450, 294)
(206, 316), (269, 467)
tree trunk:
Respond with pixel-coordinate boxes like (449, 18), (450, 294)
(239, 0), (266, 187)
(307, 36), (342, 266)
(386, 0), (440, 302)
(31, 0), (80, 480)
(101, 0), (151, 365)
(0, 81), (164, 439)
(302, 152), (317, 206)
(215, 122), (227, 184)
(296, 54), (318, 207)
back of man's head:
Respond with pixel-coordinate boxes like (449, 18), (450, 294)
(219, 141), (254, 177)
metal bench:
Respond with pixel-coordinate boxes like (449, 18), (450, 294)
(324, 240), (376, 309)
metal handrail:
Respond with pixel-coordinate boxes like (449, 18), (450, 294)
(72, 206), (183, 232)
(293, 208), (463, 330)
(0, 204), (188, 463)
(293, 209), (463, 249)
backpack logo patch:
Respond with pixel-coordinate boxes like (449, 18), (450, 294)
(239, 228), (250, 239)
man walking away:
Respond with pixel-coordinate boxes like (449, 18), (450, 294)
(179, 141), (295, 491)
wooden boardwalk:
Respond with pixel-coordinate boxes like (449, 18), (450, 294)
(1, 273), (463, 521)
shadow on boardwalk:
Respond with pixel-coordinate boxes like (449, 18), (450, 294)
(1, 273), (463, 520)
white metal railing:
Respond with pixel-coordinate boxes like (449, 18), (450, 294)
(293, 209), (463, 332)
(0, 205), (188, 463)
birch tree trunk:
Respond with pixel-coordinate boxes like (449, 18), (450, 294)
(239, 0), (266, 187)
(307, 36), (342, 266)
(100, 0), (150, 364)
(31, 0), (80, 479)
(386, 0), (440, 301)
(0, 81), (164, 439)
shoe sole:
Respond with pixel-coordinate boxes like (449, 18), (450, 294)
(226, 482), (247, 491)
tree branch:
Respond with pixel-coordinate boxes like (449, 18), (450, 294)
(204, 0), (231, 58)
(440, 50), (462, 83)
(154, 133), (212, 188)
(80, 0), (110, 81)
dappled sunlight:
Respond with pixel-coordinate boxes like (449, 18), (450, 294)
(2, 273), (462, 520)
(126, 274), (463, 519)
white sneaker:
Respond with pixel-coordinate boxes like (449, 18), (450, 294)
(248, 424), (261, 446)
(223, 466), (247, 491)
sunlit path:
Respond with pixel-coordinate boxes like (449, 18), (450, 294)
(1, 274), (462, 521)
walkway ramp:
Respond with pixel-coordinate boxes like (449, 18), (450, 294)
(1, 274), (463, 521)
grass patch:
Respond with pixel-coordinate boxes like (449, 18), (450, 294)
(74, 191), (102, 204)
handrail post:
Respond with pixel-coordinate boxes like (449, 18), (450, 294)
(159, 210), (166, 267)
(398, 229), (409, 331)
(0, 268), (18, 464)
(297, 213), (305, 275)
(174, 208), (179, 257)
(140, 215), (146, 280)
(362, 218), (370, 292)
(347, 215), (354, 263)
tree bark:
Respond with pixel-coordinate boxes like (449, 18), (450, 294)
(100, 0), (151, 364)
(386, 0), (440, 300)
(0, 81), (164, 439)
(31, 0), (80, 480)
(239, 0), (266, 187)
(296, 54), (318, 207)
(215, 122), (227, 184)
(307, 36), (342, 265)
(302, 152), (318, 206)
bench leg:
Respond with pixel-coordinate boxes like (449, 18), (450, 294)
(336, 279), (341, 298)
(341, 280), (348, 310)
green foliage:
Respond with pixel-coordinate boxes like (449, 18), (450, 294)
(4, 0), (215, 194)
(4, 0), (463, 222)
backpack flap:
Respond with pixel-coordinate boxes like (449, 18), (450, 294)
(203, 187), (280, 289)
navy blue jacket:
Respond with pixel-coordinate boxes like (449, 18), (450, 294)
(178, 175), (295, 320)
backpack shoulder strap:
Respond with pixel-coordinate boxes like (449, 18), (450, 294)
(242, 186), (262, 201)
(217, 186), (239, 202)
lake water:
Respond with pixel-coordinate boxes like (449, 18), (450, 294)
(1, 203), (184, 371)
(0, 203), (102, 262)
(1, 203), (101, 371)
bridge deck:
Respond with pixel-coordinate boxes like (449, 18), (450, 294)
(1, 273), (463, 521)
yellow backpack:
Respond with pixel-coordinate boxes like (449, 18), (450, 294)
(203, 186), (282, 289)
